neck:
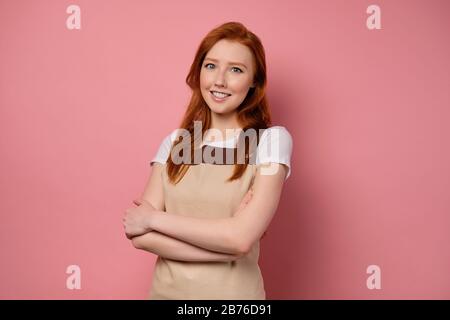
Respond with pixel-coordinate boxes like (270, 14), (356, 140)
(208, 111), (242, 141)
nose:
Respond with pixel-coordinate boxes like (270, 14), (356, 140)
(213, 67), (227, 88)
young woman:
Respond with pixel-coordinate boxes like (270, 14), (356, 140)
(123, 21), (293, 300)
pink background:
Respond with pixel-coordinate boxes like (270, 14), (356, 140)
(1, 0), (449, 299)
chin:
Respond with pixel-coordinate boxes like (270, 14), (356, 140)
(209, 106), (232, 115)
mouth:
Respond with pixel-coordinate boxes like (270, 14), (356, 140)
(210, 90), (232, 102)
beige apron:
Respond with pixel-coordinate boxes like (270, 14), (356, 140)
(148, 145), (265, 300)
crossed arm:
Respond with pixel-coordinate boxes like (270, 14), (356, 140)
(129, 163), (242, 262)
(132, 230), (243, 262)
(128, 162), (287, 261)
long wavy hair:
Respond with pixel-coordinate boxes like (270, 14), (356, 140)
(166, 21), (272, 184)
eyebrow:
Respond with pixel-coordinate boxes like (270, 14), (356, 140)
(204, 57), (248, 70)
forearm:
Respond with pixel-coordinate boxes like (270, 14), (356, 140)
(132, 231), (243, 262)
(148, 211), (244, 255)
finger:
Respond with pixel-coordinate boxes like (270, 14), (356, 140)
(133, 199), (142, 206)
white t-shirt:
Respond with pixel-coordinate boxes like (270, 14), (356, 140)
(150, 126), (293, 180)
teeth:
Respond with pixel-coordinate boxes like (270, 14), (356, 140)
(211, 91), (230, 98)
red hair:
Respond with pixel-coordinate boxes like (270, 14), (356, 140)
(167, 21), (272, 184)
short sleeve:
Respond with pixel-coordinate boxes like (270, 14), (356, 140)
(150, 129), (179, 166)
(256, 126), (293, 180)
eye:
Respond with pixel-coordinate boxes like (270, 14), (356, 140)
(204, 63), (243, 73)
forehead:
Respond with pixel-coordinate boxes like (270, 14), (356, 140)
(205, 39), (253, 65)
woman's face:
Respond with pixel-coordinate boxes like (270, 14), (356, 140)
(200, 39), (256, 116)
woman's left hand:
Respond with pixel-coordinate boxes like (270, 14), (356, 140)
(123, 198), (157, 239)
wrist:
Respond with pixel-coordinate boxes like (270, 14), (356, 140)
(145, 210), (162, 232)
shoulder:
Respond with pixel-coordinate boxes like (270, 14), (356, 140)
(258, 126), (293, 153)
(259, 126), (293, 144)
(150, 128), (182, 165)
(256, 126), (293, 180)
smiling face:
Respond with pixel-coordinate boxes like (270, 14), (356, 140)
(200, 39), (256, 116)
